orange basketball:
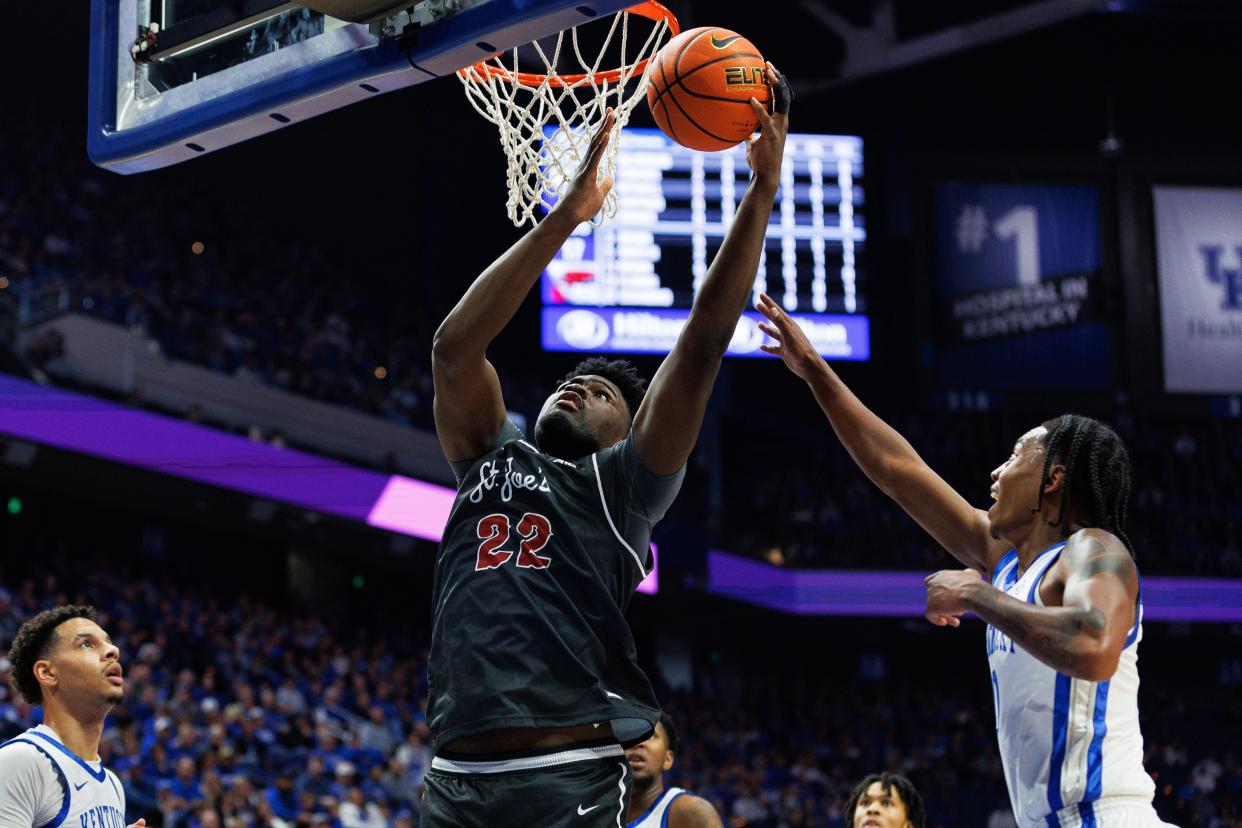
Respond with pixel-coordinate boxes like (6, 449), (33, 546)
(645, 27), (770, 152)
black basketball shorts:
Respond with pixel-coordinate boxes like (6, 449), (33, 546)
(421, 742), (633, 828)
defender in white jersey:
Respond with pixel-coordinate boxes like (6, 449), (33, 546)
(0, 606), (143, 828)
(754, 301), (1173, 828)
(624, 714), (721, 828)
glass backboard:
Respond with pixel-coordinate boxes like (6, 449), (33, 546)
(88, 0), (634, 173)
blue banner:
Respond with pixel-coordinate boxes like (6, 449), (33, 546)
(932, 181), (1108, 388)
(542, 307), (870, 361)
(935, 182), (1100, 294)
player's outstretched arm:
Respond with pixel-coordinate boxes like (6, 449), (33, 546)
(669, 794), (724, 828)
(631, 65), (790, 476)
(925, 528), (1138, 680)
(755, 293), (1006, 573)
(432, 112), (617, 462)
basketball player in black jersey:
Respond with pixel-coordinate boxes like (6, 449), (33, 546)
(423, 68), (791, 828)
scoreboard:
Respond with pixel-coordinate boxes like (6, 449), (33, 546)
(540, 129), (870, 360)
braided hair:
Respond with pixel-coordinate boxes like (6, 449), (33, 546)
(1034, 414), (1134, 553)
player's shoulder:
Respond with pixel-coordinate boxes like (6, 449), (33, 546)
(667, 791), (723, 828)
(105, 766), (125, 799)
(0, 735), (52, 777)
(1063, 528), (1135, 567)
(1054, 528), (1139, 590)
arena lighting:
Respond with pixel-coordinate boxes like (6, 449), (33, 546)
(705, 551), (1242, 622)
(0, 373), (660, 594)
(0, 373), (1235, 617)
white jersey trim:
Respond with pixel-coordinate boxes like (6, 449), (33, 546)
(0, 738), (68, 828)
(590, 453), (650, 577)
(628, 787), (688, 828)
(431, 743), (624, 775)
(613, 761), (628, 828)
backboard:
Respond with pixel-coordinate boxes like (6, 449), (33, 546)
(88, 0), (634, 173)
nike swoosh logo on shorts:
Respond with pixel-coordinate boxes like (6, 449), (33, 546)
(74, 781), (89, 791)
(710, 34), (742, 49)
(578, 804), (600, 815)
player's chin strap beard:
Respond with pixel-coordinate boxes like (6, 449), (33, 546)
(535, 413), (599, 461)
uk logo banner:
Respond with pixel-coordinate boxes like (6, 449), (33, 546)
(1152, 186), (1242, 394)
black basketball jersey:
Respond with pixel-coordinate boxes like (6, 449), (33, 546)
(428, 420), (684, 750)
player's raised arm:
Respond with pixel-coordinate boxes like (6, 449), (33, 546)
(755, 293), (1008, 573)
(926, 528), (1138, 680)
(630, 66), (791, 476)
(432, 112), (617, 463)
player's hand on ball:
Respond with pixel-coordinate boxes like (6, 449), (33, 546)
(745, 63), (791, 189)
(756, 292), (824, 381)
(552, 108), (616, 226)
(923, 569), (983, 628)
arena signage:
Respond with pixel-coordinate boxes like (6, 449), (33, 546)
(945, 271), (1097, 341)
(1152, 186), (1242, 393)
(932, 181), (1109, 388)
(935, 181), (1102, 343)
(542, 306), (871, 360)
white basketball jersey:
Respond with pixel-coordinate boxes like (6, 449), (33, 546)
(987, 543), (1154, 828)
(0, 725), (126, 828)
(628, 787), (686, 828)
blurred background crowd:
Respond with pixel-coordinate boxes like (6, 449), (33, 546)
(3, 2), (1242, 827)
(3, 131), (1240, 576)
(2, 543), (1241, 828)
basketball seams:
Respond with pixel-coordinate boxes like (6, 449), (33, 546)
(652, 57), (682, 146)
(672, 29), (712, 83)
(646, 26), (768, 151)
(663, 84), (739, 148)
(649, 53), (767, 110)
(645, 29), (709, 113)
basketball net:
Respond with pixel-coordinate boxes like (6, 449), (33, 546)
(457, 2), (678, 228)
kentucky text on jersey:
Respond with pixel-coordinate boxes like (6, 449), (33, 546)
(985, 624), (1016, 657)
(0, 725), (127, 828)
(79, 804), (125, 828)
(988, 542), (1154, 828)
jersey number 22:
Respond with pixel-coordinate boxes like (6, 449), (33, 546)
(475, 513), (553, 571)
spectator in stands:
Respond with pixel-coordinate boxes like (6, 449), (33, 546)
(264, 771), (300, 822)
(338, 788), (385, 828)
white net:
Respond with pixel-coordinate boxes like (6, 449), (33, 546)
(457, 4), (676, 227)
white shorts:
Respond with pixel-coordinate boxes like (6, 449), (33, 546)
(1045, 797), (1177, 827)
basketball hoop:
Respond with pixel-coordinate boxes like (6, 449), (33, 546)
(457, 2), (679, 227)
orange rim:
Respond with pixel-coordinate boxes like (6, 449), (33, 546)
(457, 1), (680, 89)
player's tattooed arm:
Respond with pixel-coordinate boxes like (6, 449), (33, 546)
(669, 794), (725, 828)
(932, 529), (1138, 680)
(432, 112), (616, 461)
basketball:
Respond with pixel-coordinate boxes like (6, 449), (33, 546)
(645, 27), (770, 152)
